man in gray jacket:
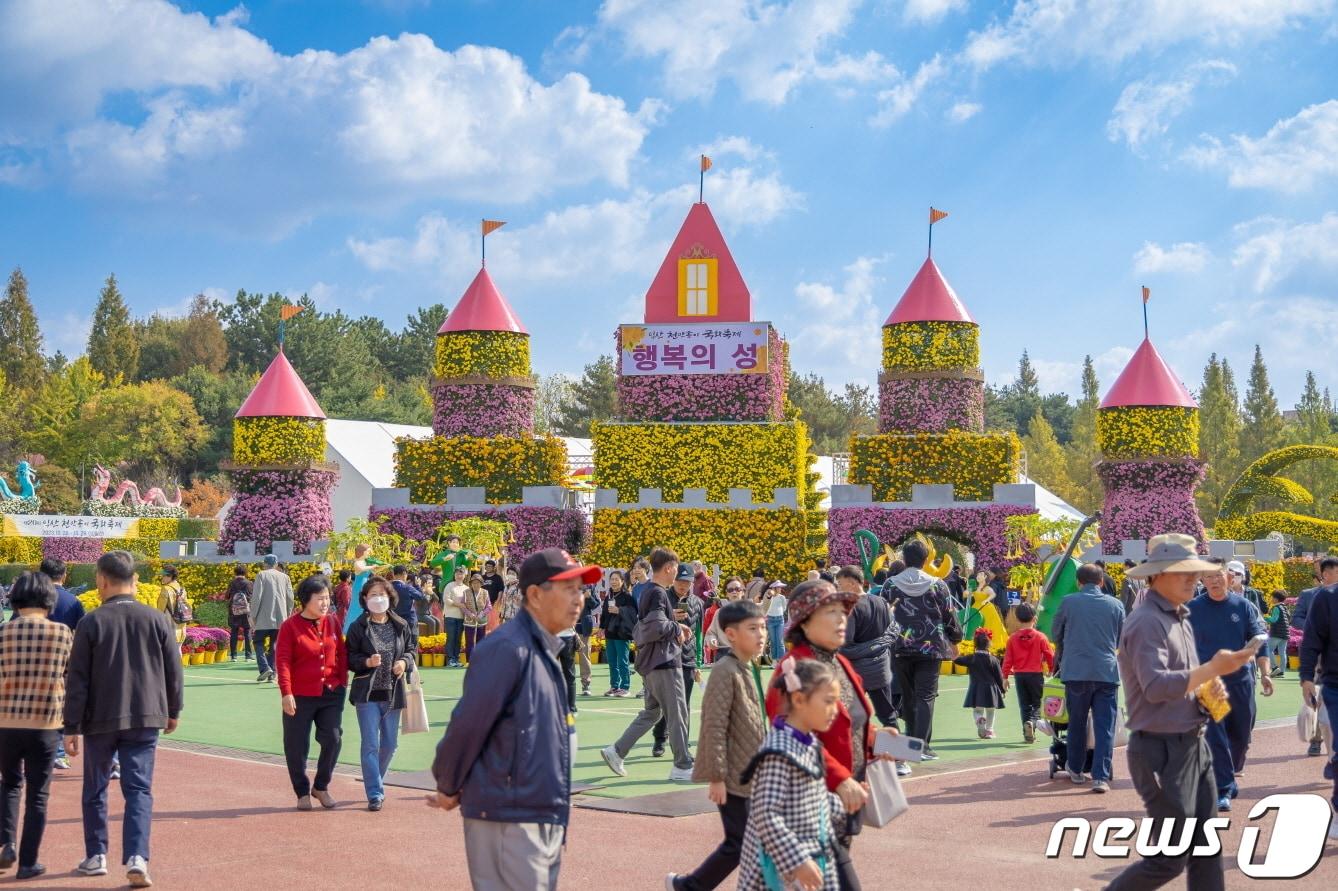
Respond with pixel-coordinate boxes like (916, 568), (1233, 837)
(249, 554), (293, 683)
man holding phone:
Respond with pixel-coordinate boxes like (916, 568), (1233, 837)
(1188, 558), (1272, 813)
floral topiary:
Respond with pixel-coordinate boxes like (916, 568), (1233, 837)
(434, 330), (530, 379)
(1098, 459), (1207, 552)
(1096, 406), (1199, 459)
(827, 505), (1034, 574)
(849, 431), (1020, 502)
(590, 508), (811, 579)
(878, 376), (984, 434)
(371, 507), (589, 562)
(233, 416), (327, 465)
(431, 382), (535, 438)
(882, 321), (979, 371)
(0, 536), (43, 564)
(41, 537), (104, 563)
(219, 469), (338, 553)
(394, 434), (567, 505)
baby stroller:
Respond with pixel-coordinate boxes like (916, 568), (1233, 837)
(1042, 676), (1093, 780)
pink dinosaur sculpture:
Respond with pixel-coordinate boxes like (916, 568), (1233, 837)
(89, 464), (183, 508)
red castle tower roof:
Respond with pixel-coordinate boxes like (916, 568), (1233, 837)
(235, 349), (326, 419)
(883, 257), (975, 326)
(1100, 337), (1197, 409)
(644, 202), (751, 323)
(438, 267), (528, 335)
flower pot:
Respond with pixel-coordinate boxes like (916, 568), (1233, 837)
(181, 653), (191, 667)
(940, 661), (953, 676)
(214, 650), (228, 663)
(1289, 655), (1300, 670)
(431, 653), (445, 668)
(417, 653), (426, 667)
(190, 652), (205, 665)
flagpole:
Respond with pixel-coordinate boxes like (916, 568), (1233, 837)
(699, 164), (705, 204)
(1143, 296), (1149, 340)
(928, 220), (933, 258)
(481, 219), (486, 267)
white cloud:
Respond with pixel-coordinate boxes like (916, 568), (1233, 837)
(789, 256), (883, 384)
(0, 2), (652, 231)
(1183, 100), (1338, 193)
(1106, 60), (1235, 152)
(870, 55), (945, 127)
(595, 0), (892, 105)
(1231, 213), (1338, 292)
(42, 311), (93, 358)
(946, 101), (982, 123)
(964, 0), (1335, 70)
(1132, 241), (1212, 275)
(904, 0), (967, 24)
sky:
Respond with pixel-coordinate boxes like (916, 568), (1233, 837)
(2, 0), (1337, 405)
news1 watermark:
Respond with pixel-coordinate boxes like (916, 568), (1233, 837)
(1046, 794), (1332, 880)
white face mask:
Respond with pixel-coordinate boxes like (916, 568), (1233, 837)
(367, 595), (391, 615)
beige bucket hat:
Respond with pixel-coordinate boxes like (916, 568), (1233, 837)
(1125, 533), (1219, 578)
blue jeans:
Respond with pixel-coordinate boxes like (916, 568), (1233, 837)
(1205, 675), (1255, 798)
(444, 617), (464, 664)
(1266, 637), (1286, 673)
(355, 700), (401, 803)
(606, 639), (630, 691)
(82, 728), (158, 863)
(1064, 680), (1119, 782)
(766, 616), (785, 661)
(254, 628), (279, 675)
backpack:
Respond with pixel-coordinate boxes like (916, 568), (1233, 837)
(170, 585), (193, 624)
(230, 587), (250, 617)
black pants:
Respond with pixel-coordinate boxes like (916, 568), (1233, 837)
(1104, 730), (1223, 891)
(866, 685), (899, 727)
(655, 666), (695, 745)
(560, 635), (578, 710)
(1014, 672), (1044, 728)
(681, 792), (748, 890)
(892, 655), (941, 745)
(835, 833), (860, 891)
(0, 728), (58, 869)
(229, 622), (252, 658)
(282, 686), (345, 798)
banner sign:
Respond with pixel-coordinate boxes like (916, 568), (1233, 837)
(2, 514), (141, 538)
(619, 322), (771, 376)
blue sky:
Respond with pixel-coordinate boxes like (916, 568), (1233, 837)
(2, 0), (1336, 404)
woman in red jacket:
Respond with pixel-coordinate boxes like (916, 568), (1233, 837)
(765, 578), (892, 891)
(276, 575), (349, 811)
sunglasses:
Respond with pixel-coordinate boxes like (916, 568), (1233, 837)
(726, 586), (742, 593)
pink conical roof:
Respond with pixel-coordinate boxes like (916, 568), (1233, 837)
(884, 257), (975, 325)
(1100, 338), (1197, 409)
(643, 202), (751, 323)
(437, 267), (527, 334)
(235, 349), (326, 419)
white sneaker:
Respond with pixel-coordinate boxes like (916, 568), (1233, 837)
(601, 745), (627, 777)
(1069, 771), (1088, 785)
(127, 854), (151, 887)
(668, 765), (695, 782)
(76, 854), (108, 876)
(895, 761), (912, 777)
(1091, 780), (1110, 793)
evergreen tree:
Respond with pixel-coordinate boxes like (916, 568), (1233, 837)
(1285, 371), (1338, 522)
(1022, 407), (1080, 506)
(1064, 355), (1102, 513)
(534, 374), (575, 434)
(0, 267), (45, 390)
(552, 356), (617, 437)
(1239, 345), (1284, 465)
(1196, 354), (1243, 522)
(87, 274), (139, 382)
(1294, 372), (1333, 443)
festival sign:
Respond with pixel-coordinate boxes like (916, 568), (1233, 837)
(619, 322), (771, 376)
(2, 514), (141, 538)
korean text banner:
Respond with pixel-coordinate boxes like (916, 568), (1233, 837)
(3, 514), (141, 538)
(619, 323), (770, 376)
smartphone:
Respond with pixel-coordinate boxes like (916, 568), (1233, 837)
(874, 732), (925, 762)
(1246, 634), (1267, 653)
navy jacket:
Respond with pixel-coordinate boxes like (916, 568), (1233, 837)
(1299, 585), (1338, 686)
(431, 607), (571, 826)
(391, 580), (427, 627)
(1187, 591), (1267, 684)
(1293, 585), (1323, 633)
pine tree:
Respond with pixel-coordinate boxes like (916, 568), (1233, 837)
(1022, 407), (1080, 506)
(1294, 372), (1332, 443)
(1064, 355), (1102, 513)
(1196, 354), (1242, 522)
(87, 274), (139, 383)
(552, 355), (617, 437)
(1239, 345), (1284, 465)
(1286, 371), (1338, 521)
(0, 267), (45, 390)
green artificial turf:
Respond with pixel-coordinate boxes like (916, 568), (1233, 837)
(176, 659), (1309, 800)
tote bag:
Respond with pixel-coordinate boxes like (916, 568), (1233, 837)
(401, 667), (430, 734)
(862, 758), (910, 828)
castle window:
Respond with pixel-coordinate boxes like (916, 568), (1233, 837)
(678, 258), (717, 316)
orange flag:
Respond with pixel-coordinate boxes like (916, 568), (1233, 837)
(280, 304), (304, 321)
(482, 219), (506, 237)
(700, 155), (713, 172)
(1142, 286), (1151, 304)
(929, 207), (949, 225)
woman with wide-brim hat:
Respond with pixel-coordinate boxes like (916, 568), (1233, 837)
(764, 578), (896, 891)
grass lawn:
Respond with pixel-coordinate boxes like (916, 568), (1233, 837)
(176, 658), (1309, 800)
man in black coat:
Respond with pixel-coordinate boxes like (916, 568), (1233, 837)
(836, 565), (899, 729)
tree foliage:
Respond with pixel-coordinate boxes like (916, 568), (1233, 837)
(87, 274), (139, 383)
(1241, 345), (1284, 466)
(74, 381), (207, 472)
(0, 267), (45, 391)
(553, 355), (617, 437)
(785, 373), (876, 454)
(1197, 354), (1243, 521)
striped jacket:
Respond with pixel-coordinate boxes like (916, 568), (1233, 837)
(0, 616), (73, 730)
(737, 725), (842, 891)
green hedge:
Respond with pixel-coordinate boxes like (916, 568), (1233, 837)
(0, 561), (156, 586)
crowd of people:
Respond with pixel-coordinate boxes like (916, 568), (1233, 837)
(2, 534), (1338, 889)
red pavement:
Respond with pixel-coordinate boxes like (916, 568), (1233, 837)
(9, 723), (1336, 889)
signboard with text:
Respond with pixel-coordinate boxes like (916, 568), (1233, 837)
(619, 322), (771, 376)
(2, 514), (141, 538)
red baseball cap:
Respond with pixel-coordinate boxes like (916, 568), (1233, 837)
(518, 548), (602, 589)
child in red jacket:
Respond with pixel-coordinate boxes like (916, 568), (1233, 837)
(1002, 603), (1054, 743)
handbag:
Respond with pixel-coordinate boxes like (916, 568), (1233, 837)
(1298, 701), (1318, 743)
(401, 666), (430, 734)
(862, 758), (910, 828)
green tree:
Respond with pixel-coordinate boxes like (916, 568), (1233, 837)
(30, 462), (81, 514)
(168, 367), (257, 472)
(1197, 354), (1242, 522)
(1283, 371), (1338, 522)
(73, 381), (206, 472)
(177, 294), (229, 374)
(1022, 407), (1080, 506)
(553, 355), (617, 436)
(1064, 355), (1102, 513)
(0, 267), (45, 391)
(534, 374), (574, 434)
(87, 274), (139, 382)
(21, 357), (108, 467)
(388, 304), (448, 382)
(1239, 345), (1284, 465)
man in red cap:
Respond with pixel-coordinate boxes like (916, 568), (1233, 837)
(429, 548), (601, 891)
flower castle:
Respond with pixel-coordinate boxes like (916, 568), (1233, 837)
(1096, 335), (1206, 550)
(827, 233), (1038, 572)
(220, 348), (338, 553)
(589, 201), (820, 577)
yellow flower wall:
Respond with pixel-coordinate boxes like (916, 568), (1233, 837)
(590, 508), (810, 579)
(849, 430), (1020, 501)
(882, 321), (980, 371)
(593, 421), (810, 503)
(433, 330), (531, 379)
(233, 417), (327, 465)
(394, 433), (567, 504)
(1096, 406), (1199, 459)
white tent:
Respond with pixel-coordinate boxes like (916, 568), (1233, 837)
(1019, 473), (1087, 523)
